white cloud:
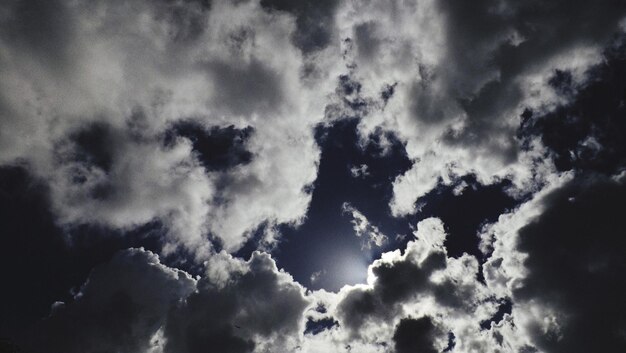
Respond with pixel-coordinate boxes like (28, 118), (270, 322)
(342, 202), (387, 249)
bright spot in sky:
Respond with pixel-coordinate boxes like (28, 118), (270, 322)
(315, 252), (370, 291)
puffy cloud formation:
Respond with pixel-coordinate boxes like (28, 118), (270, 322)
(21, 248), (310, 353)
(1, 0), (625, 256)
(2, 0), (626, 352)
(23, 248), (196, 353)
(0, 0), (333, 257)
(11, 176), (626, 353)
(332, 0), (626, 215)
(164, 251), (311, 353)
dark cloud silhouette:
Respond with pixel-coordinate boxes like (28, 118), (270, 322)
(22, 248), (195, 353)
(0, 166), (162, 341)
(514, 176), (626, 353)
(336, 239), (447, 332)
(393, 316), (440, 353)
(164, 252), (310, 353)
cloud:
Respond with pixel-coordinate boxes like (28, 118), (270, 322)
(22, 248), (196, 353)
(2, 1), (626, 352)
(342, 202), (387, 249)
(164, 251), (311, 353)
(0, 0), (335, 255)
(511, 175), (626, 353)
(393, 316), (441, 353)
(333, 218), (497, 350)
(259, 0), (340, 53)
(331, 0), (626, 215)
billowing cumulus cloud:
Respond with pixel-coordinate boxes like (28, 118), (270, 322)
(1, 0), (626, 351)
(0, 0), (339, 257)
(22, 248), (196, 353)
(331, 0), (626, 215)
(164, 251), (311, 353)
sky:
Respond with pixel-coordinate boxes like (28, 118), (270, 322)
(0, 0), (625, 352)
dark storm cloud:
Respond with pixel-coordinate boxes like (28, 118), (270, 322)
(22, 248), (196, 353)
(164, 252), (310, 353)
(520, 35), (626, 175)
(514, 175), (626, 353)
(393, 316), (441, 353)
(260, 0), (339, 53)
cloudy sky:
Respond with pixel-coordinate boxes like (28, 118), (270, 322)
(1, 0), (625, 352)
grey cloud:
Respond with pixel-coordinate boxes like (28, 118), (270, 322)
(512, 175), (626, 353)
(260, 0), (339, 53)
(164, 252), (311, 353)
(433, 0), (626, 148)
(336, 218), (490, 336)
(22, 248), (196, 353)
(0, 0), (76, 73)
(393, 316), (441, 353)
(204, 57), (285, 117)
(0, 0), (324, 254)
(354, 21), (381, 61)
(337, 0), (626, 213)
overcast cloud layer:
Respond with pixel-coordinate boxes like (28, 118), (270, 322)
(1, 0), (626, 352)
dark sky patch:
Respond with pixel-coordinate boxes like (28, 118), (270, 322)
(165, 121), (253, 172)
(431, 0), (626, 162)
(66, 122), (117, 173)
(480, 299), (512, 330)
(0, 166), (162, 341)
(417, 175), (518, 260)
(443, 332), (456, 352)
(304, 317), (338, 335)
(520, 35), (626, 175)
(271, 118), (413, 291)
